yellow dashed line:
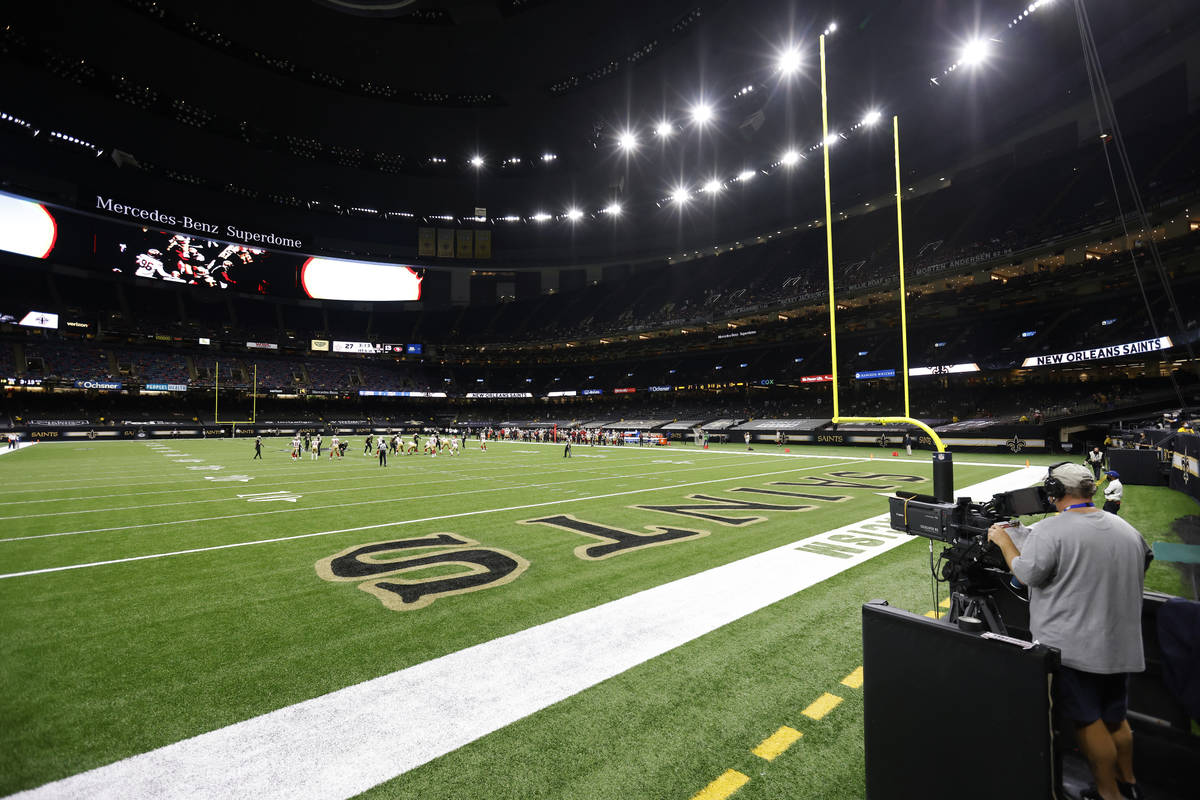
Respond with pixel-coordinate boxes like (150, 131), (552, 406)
(752, 726), (803, 761)
(801, 692), (843, 721)
(690, 769), (750, 800)
(687, 666), (861, 797)
(939, 597), (951, 609)
(923, 609), (940, 619)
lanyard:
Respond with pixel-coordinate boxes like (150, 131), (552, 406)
(1064, 502), (1095, 510)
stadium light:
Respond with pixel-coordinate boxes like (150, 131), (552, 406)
(823, 132), (840, 147)
(603, 203), (623, 216)
(469, 155), (484, 167)
(670, 187), (691, 204)
(703, 179), (723, 194)
(861, 109), (883, 126)
(823, 21), (837, 36)
(959, 38), (990, 66)
(777, 47), (802, 75)
(655, 121), (675, 138)
(566, 208), (584, 221)
(541, 153), (557, 162)
(781, 149), (800, 166)
(617, 130), (638, 150)
(531, 212), (551, 222)
(690, 103), (713, 125)
(737, 169), (756, 182)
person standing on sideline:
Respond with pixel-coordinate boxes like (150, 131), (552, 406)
(1103, 471), (1123, 515)
(1088, 446), (1105, 480)
(377, 436), (387, 467)
(988, 463), (1150, 800)
(903, 431), (913, 456)
(745, 431), (752, 450)
(563, 437), (572, 458)
(253, 435), (263, 459)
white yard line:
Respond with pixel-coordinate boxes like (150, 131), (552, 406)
(0, 443), (748, 495)
(0, 460), (863, 576)
(0, 456), (813, 540)
(0, 438), (1031, 492)
(0, 457), (709, 520)
(5, 466), (1043, 800)
(0, 453), (724, 506)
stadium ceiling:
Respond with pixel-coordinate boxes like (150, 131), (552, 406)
(2, 0), (1197, 219)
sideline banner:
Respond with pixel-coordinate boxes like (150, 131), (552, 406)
(1168, 433), (1200, 503)
(1020, 336), (1172, 368)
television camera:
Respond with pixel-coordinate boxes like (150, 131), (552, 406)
(888, 484), (1055, 633)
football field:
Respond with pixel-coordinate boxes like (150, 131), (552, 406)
(0, 438), (1084, 798)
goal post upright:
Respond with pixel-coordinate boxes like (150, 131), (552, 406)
(894, 114), (912, 419)
(213, 360), (258, 426)
(819, 33), (840, 421)
(820, 38), (946, 453)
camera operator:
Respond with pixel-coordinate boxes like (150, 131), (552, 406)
(986, 463), (1151, 800)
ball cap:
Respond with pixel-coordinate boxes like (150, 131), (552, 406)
(1049, 462), (1097, 493)
(1105, 470), (1120, 479)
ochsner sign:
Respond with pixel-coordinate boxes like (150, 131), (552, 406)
(1021, 337), (1173, 368)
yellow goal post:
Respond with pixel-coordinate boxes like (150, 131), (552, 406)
(213, 361), (258, 426)
(818, 33), (946, 453)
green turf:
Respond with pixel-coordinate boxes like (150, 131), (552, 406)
(0, 439), (1188, 798)
(1119, 484), (1200, 597)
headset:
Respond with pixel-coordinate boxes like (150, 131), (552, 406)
(1042, 461), (1072, 502)
(1042, 460), (1097, 501)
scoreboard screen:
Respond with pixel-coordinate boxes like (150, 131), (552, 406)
(0, 192), (425, 303)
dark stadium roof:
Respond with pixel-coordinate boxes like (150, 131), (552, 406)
(2, 1), (1197, 242)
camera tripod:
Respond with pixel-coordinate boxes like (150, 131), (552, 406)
(945, 587), (1008, 635)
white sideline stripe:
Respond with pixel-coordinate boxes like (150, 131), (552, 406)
(0, 442), (36, 456)
(7, 465), (1042, 800)
(0, 457), (813, 542)
(0, 459), (861, 577)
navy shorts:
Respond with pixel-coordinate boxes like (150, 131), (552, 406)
(1055, 666), (1129, 725)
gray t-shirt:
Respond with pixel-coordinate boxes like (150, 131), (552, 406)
(1010, 510), (1149, 674)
